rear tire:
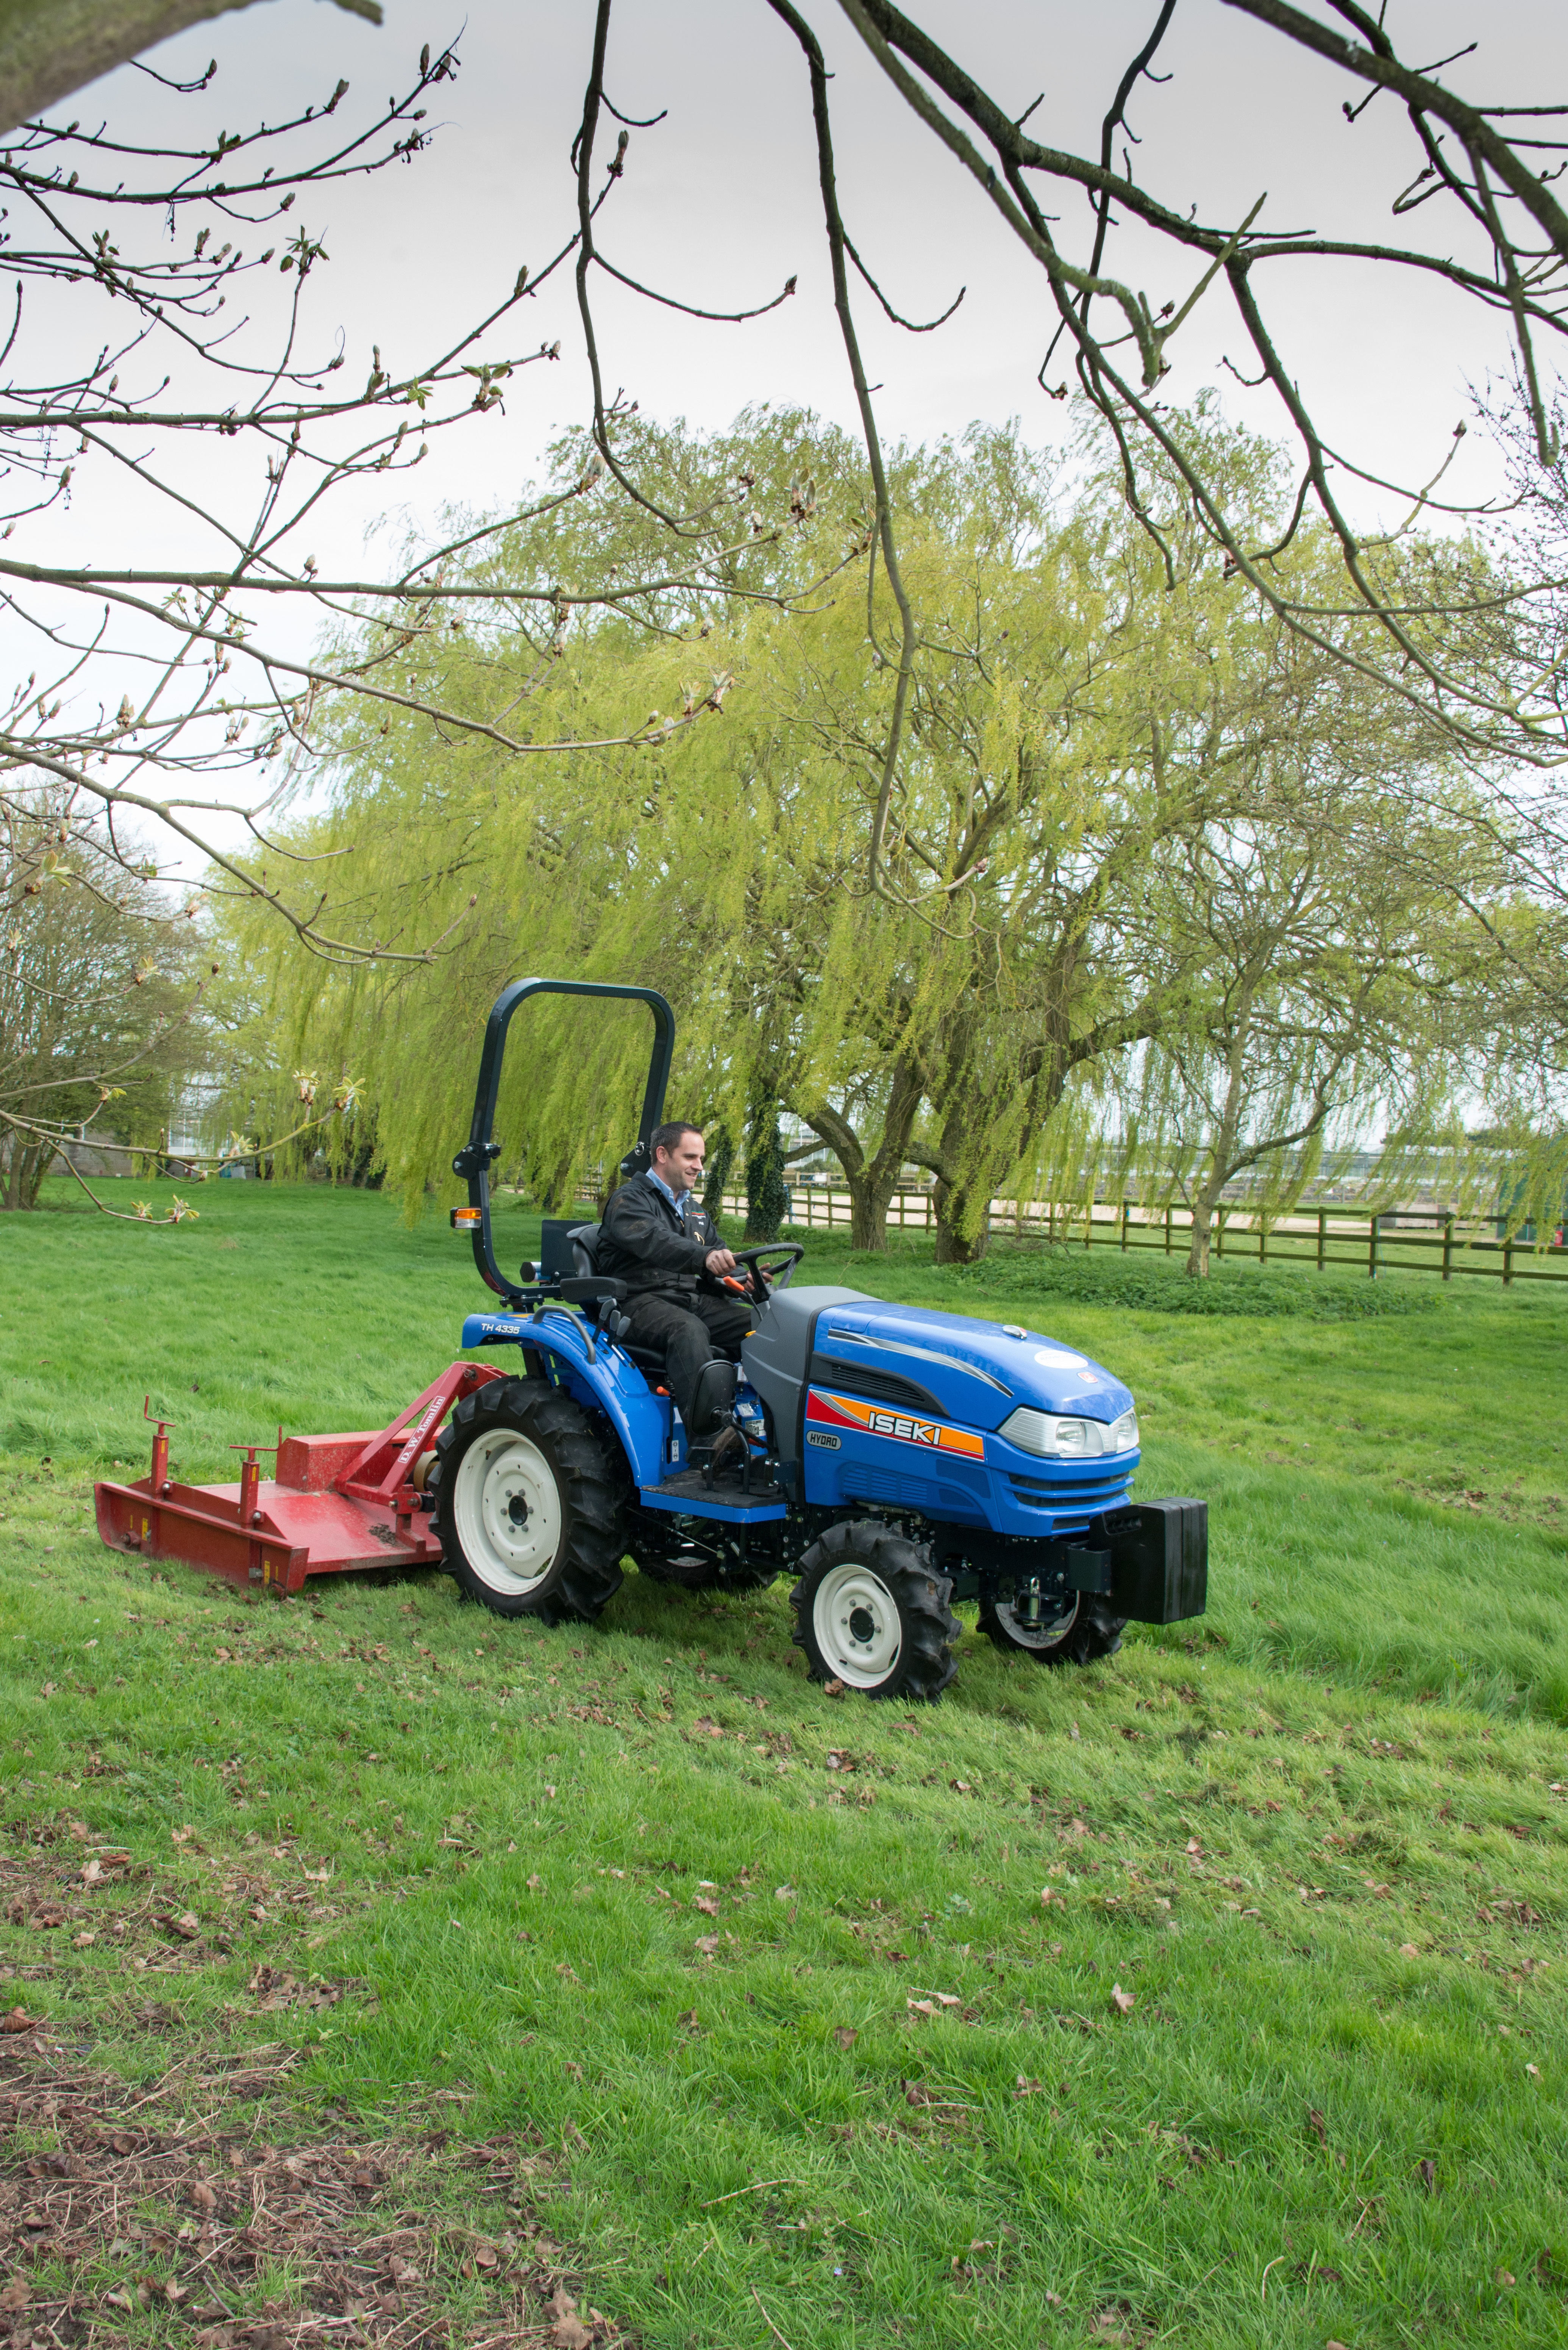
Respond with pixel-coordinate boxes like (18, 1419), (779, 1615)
(430, 1378), (625, 1623)
(978, 1583), (1125, 1667)
(791, 1519), (958, 1701)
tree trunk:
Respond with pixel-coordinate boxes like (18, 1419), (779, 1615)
(799, 1058), (924, 1253)
(1185, 1012), (1251, 1277)
(700, 1125), (733, 1226)
(1185, 1197), (1213, 1277)
(932, 1173), (992, 1263)
(744, 1102), (790, 1241)
(2, 1137), (48, 1209)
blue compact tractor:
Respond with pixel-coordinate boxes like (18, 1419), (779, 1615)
(439, 978), (1207, 1701)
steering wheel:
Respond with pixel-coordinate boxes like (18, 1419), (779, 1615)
(718, 1242), (805, 1306)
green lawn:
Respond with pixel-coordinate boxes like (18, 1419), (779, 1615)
(3, 1178), (1567, 2348)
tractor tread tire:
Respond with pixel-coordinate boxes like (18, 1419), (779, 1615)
(790, 1518), (959, 1703)
(978, 1585), (1126, 1668)
(429, 1377), (625, 1625)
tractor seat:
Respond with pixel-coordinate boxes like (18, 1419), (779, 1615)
(567, 1224), (666, 1375)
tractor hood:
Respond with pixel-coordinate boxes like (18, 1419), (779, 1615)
(798, 1291), (1134, 1432)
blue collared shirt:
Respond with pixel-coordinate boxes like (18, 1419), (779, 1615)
(645, 1167), (691, 1220)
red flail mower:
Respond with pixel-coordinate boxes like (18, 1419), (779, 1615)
(94, 1367), (505, 1597)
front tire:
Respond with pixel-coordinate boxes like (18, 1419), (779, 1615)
(978, 1583), (1125, 1667)
(430, 1378), (625, 1623)
(791, 1519), (958, 1701)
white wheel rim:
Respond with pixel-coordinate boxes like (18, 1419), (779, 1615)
(996, 1590), (1079, 1648)
(814, 1559), (903, 1689)
(452, 1428), (563, 1596)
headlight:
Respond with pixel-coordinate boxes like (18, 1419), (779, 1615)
(1000, 1406), (1140, 1458)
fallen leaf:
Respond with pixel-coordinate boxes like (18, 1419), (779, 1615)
(907, 1997), (935, 2017)
(549, 2285), (592, 2350)
(0, 2277), (30, 2313)
(775, 1884), (795, 1901)
(526, 1874), (543, 1892)
(1110, 1984), (1135, 2016)
(693, 1895), (719, 1917)
(31, 1904), (65, 1930)
(823, 1677), (845, 1696)
(1399, 1942), (1420, 1958)
(170, 1825), (194, 1845)
(1497, 2267), (1516, 2288)
(1418, 2158), (1436, 2192)
(81, 1857), (103, 1886)
(473, 2242), (498, 2271)
(694, 1934), (720, 1955)
(1185, 1837), (1204, 1857)
(1308, 2108), (1327, 2143)
(834, 2026), (857, 2050)
(73, 1931), (97, 1948)
(165, 1911), (201, 1940)
(1526, 2063), (1541, 2079)
(1013, 2074), (1043, 2097)
(1, 2008), (37, 2034)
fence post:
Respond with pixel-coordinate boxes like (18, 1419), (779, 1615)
(1504, 1232), (1514, 1289)
(1369, 1214), (1379, 1280)
(1216, 1210), (1224, 1260)
(1317, 1210), (1326, 1271)
(1442, 1212), (1453, 1282)
(1121, 1201), (1131, 1252)
(1165, 1204), (1173, 1256)
(1259, 1216), (1267, 1266)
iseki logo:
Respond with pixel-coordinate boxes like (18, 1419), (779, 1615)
(867, 1407), (939, 1446)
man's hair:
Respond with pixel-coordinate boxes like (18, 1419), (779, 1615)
(649, 1120), (702, 1161)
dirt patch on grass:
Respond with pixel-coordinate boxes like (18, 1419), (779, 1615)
(1, 1820), (626, 2350)
(0, 2023), (625, 2350)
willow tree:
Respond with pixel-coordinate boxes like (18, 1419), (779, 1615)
(699, 408), (1503, 1260)
(213, 403), (1523, 1247)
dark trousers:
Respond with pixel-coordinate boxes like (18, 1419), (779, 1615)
(623, 1290), (752, 1425)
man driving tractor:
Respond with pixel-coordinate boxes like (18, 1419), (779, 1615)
(596, 1121), (752, 1462)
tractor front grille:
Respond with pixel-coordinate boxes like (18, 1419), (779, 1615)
(1008, 1468), (1133, 1514)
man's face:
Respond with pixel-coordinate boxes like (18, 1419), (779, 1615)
(654, 1130), (704, 1195)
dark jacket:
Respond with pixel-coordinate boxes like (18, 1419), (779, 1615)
(597, 1173), (724, 1299)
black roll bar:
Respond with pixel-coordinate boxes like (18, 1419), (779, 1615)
(451, 976), (675, 1301)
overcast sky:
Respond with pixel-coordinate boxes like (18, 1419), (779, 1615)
(63, 0), (1565, 548)
(24, 0), (1568, 867)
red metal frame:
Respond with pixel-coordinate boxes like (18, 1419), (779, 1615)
(93, 1363), (504, 1597)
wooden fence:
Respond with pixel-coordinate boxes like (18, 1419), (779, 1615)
(713, 1187), (1568, 1287)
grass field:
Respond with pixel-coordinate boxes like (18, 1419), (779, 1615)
(3, 1176), (1568, 2348)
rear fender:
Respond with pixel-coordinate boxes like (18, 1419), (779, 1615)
(461, 1309), (665, 1486)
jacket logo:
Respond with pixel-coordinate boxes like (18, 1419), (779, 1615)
(805, 1389), (985, 1460)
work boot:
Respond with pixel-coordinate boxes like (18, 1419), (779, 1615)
(705, 1421), (747, 1478)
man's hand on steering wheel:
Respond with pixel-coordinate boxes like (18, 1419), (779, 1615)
(704, 1246), (738, 1277)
